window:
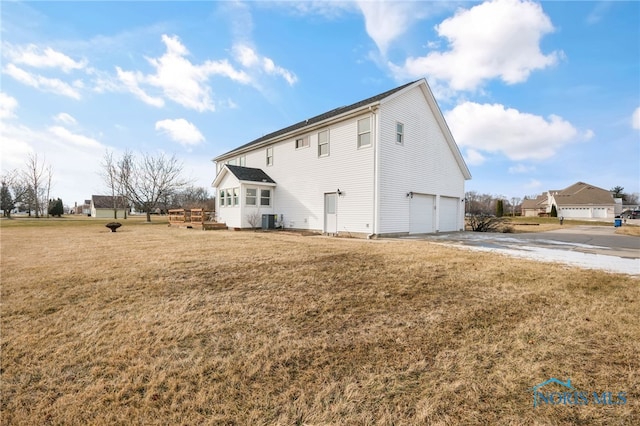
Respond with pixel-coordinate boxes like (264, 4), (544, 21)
(396, 122), (404, 145)
(295, 136), (309, 149)
(318, 130), (329, 157)
(357, 117), (371, 148)
(239, 156), (246, 166)
(232, 188), (239, 206)
(260, 189), (271, 206)
(266, 147), (273, 166)
(246, 188), (257, 206)
(227, 158), (237, 166)
(225, 189), (232, 206)
(219, 189), (225, 207)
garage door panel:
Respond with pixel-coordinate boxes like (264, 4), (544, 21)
(439, 196), (459, 232)
(410, 194), (434, 234)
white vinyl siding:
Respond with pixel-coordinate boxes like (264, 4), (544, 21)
(377, 85), (466, 234)
(213, 82), (468, 234)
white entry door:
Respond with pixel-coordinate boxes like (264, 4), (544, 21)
(324, 193), (337, 234)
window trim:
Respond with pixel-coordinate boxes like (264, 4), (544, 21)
(232, 188), (239, 206)
(246, 188), (257, 206)
(295, 136), (309, 149)
(357, 117), (371, 149)
(260, 189), (271, 207)
(396, 122), (404, 145)
(318, 129), (329, 157)
(266, 147), (273, 166)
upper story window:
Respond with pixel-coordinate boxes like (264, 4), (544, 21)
(246, 188), (257, 206)
(295, 136), (309, 149)
(227, 158), (237, 166)
(357, 117), (371, 148)
(238, 156), (246, 166)
(260, 189), (271, 206)
(396, 122), (404, 145)
(318, 130), (329, 157)
(266, 147), (273, 166)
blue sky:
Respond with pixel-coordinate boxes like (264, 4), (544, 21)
(1, 0), (639, 207)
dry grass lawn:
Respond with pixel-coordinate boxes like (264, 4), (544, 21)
(1, 218), (639, 424)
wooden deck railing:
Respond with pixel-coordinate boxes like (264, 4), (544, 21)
(168, 209), (209, 225)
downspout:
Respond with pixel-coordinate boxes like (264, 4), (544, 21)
(368, 105), (379, 239)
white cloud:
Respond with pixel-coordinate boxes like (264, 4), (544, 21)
(155, 118), (205, 146)
(117, 34), (251, 112)
(53, 112), (77, 126)
(47, 126), (103, 149)
(464, 148), (486, 166)
(0, 92), (18, 119)
(3, 63), (82, 99)
(115, 66), (165, 108)
(356, 1), (422, 55)
(3, 43), (87, 72)
(392, 0), (561, 91)
(632, 107), (640, 130)
(508, 164), (536, 174)
(232, 44), (297, 86)
(446, 102), (590, 161)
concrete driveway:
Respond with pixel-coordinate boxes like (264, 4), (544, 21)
(405, 226), (640, 275)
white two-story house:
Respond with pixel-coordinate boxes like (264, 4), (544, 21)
(212, 78), (471, 237)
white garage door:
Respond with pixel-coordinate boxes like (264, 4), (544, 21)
(410, 194), (435, 234)
(439, 196), (459, 232)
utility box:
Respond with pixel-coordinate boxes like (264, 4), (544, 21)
(262, 214), (276, 230)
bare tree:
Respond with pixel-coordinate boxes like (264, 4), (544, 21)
(510, 197), (522, 217)
(1, 170), (29, 217)
(101, 150), (126, 219)
(23, 153), (49, 218)
(246, 210), (261, 230)
(121, 152), (190, 222)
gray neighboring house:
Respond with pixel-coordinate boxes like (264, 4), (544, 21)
(91, 195), (128, 218)
(522, 182), (621, 219)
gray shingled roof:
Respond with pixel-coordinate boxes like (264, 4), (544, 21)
(226, 165), (276, 184)
(216, 80), (419, 159)
(553, 182), (614, 206)
(91, 195), (127, 209)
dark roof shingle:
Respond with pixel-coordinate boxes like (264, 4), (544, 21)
(91, 195), (127, 209)
(226, 165), (276, 184)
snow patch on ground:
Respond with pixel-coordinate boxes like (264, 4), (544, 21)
(453, 244), (640, 276)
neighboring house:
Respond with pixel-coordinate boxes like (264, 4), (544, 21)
(521, 195), (548, 217)
(90, 195), (128, 219)
(73, 200), (91, 215)
(523, 182), (620, 219)
(212, 79), (471, 236)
